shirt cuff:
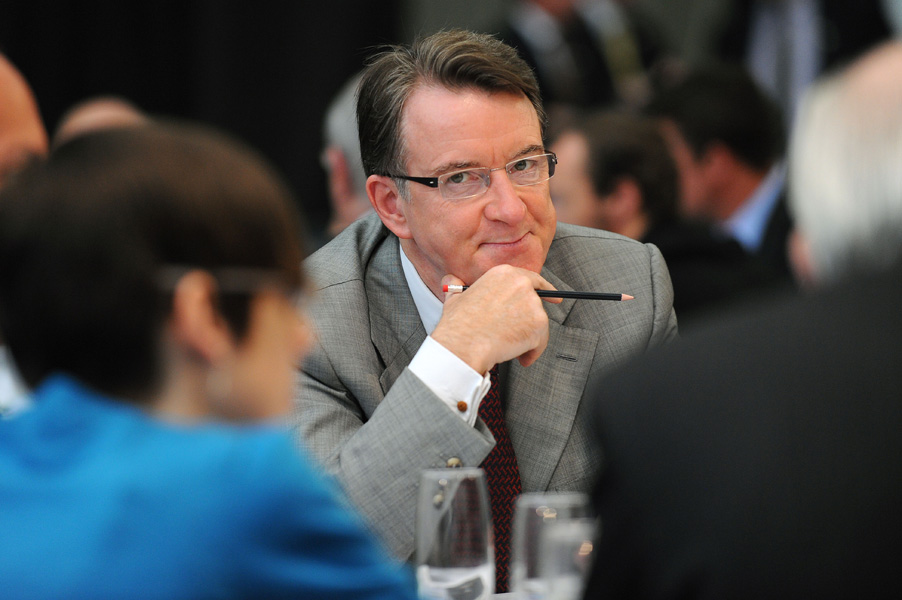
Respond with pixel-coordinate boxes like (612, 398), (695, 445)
(408, 335), (492, 426)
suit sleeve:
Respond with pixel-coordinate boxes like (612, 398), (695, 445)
(646, 242), (679, 347)
(294, 347), (495, 561)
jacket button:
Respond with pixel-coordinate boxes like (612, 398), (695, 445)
(446, 457), (463, 468)
(457, 401), (468, 412)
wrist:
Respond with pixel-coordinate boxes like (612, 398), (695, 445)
(430, 326), (493, 375)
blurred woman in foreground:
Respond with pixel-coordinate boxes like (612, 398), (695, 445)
(0, 123), (416, 599)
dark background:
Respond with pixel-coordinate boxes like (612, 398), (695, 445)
(0, 1), (402, 242)
(8, 1), (889, 243)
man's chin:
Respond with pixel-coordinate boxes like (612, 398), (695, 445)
(473, 254), (546, 280)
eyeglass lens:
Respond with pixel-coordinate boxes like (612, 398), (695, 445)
(439, 153), (555, 200)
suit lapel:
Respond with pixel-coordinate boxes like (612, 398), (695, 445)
(504, 267), (600, 492)
(363, 241), (599, 490)
(364, 237), (427, 394)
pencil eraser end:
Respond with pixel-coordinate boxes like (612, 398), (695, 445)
(442, 284), (449, 292)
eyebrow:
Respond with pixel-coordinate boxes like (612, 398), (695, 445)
(430, 144), (547, 176)
(432, 159), (481, 176)
(514, 144), (546, 159)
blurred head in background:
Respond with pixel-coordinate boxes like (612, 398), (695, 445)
(789, 41), (902, 286)
(321, 72), (371, 239)
(0, 53), (47, 189)
(0, 123), (310, 421)
(551, 110), (678, 240)
(646, 62), (784, 222)
(52, 95), (149, 149)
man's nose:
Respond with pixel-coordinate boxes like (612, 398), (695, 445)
(483, 169), (527, 222)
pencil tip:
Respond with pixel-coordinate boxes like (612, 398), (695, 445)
(622, 294), (634, 301)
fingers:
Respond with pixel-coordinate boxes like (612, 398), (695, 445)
(494, 268), (563, 304)
(530, 273), (563, 304)
(517, 348), (542, 368)
(516, 326), (549, 367)
(433, 265), (553, 373)
(442, 269), (563, 303)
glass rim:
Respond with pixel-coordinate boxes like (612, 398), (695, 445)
(420, 466), (485, 477)
(515, 491), (589, 504)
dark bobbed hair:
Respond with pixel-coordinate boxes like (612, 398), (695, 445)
(645, 62), (785, 170)
(357, 29), (546, 181)
(0, 122), (306, 397)
(579, 110), (680, 228)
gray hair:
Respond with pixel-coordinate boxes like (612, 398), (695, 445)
(323, 72), (367, 199)
(789, 42), (902, 283)
(356, 29), (546, 198)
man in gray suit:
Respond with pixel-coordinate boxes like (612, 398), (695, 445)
(293, 29), (677, 592)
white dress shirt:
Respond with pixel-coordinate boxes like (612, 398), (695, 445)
(400, 242), (491, 426)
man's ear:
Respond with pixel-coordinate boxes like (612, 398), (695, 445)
(168, 271), (234, 365)
(367, 174), (412, 239)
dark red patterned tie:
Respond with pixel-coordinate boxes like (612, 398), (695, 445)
(479, 365), (522, 593)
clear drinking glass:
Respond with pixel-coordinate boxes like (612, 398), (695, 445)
(416, 468), (494, 600)
(538, 518), (597, 600)
(510, 492), (592, 600)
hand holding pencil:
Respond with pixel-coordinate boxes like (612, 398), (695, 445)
(433, 265), (557, 373)
(443, 284), (633, 302)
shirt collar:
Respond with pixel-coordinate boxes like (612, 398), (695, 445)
(721, 162), (785, 252)
(399, 240), (443, 335)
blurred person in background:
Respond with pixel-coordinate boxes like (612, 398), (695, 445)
(0, 52), (47, 186)
(582, 40), (902, 600)
(320, 72), (372, 243)
(646, 62), (793, 279)
(884, 0), (902, 35)
(0, 123), (416, 600)
(52, 95), (149, 148)
(498, 0), (674, 116)
(0, 52), (48, 418)
(551, 110), (780, 326)
(716, 0), (893, 122)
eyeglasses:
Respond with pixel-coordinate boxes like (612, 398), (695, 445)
(157, 265), (306, 308)
(384, 152), (557, 201)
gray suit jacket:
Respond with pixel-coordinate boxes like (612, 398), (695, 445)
(293, 213), (677, 560)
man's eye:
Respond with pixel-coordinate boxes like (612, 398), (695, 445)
(511, 159), (534, 172)
(446, 170), (477, 185)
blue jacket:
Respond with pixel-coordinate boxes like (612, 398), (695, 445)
(0, 375), (417, 599)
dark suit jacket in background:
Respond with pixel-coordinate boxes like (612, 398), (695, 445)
(499, 13), (619, 109)
(582, 260), (902, 599)
(756, 192), (793, 279)
(497, 2), (669, 110)
(642, 218), (785, 328)
(718, 0), (893, 72)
